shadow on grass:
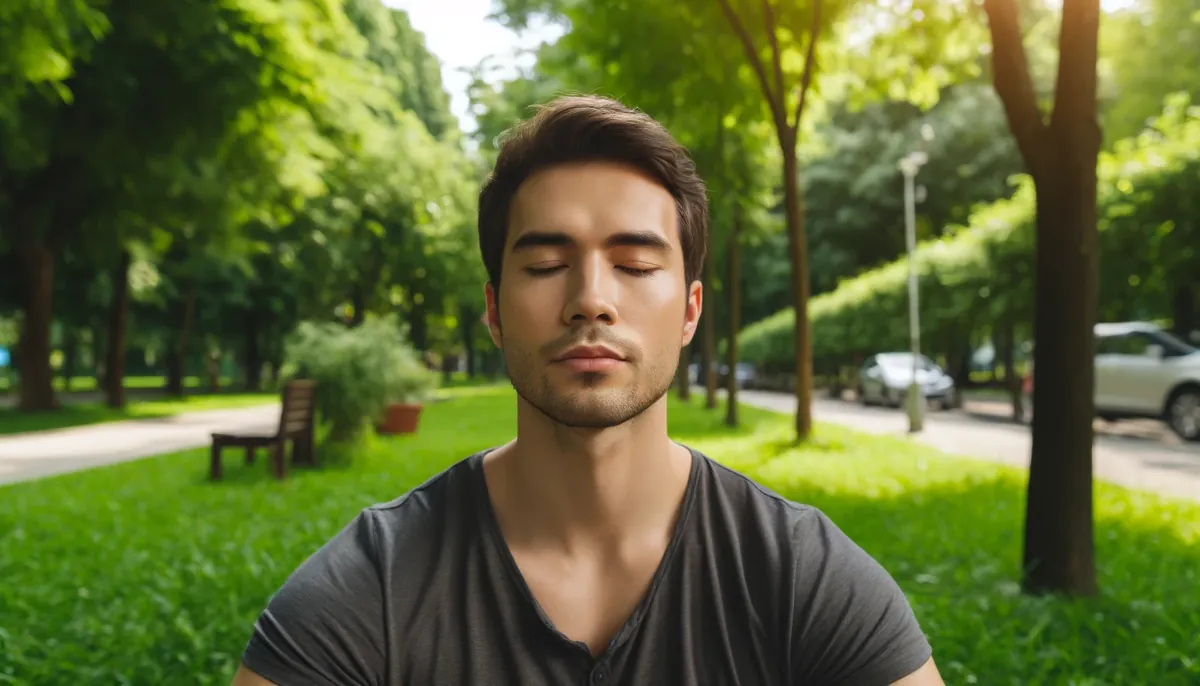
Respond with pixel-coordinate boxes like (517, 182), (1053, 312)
(0, 390), (279, 436)
(0, 405), (167, 435)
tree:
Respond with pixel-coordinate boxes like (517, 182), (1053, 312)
(704, 0), (982, 439)
(983, 0), (1102, 595)
(0, 0), (364, 411)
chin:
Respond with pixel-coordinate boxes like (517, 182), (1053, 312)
(520, 383), (664, 429)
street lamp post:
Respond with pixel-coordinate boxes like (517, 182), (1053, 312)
(898, 139), (931, 433)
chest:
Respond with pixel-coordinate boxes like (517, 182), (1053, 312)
(512, 545), (664, 656)
(388, 542), (785, 685)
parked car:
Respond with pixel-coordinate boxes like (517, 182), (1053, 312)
(718, 362), (758, 389)
(858, 353), (955, 408)
(1027, 322), (1200, 441)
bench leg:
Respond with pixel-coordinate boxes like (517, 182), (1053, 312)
(210, 441), (223, 481)
(245, 445), (255, 465)
(271, 439), (286, 480)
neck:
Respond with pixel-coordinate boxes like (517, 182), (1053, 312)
(484, 395), (692, 552)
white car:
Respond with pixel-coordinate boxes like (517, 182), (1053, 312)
(1029, 322), (1200, 441)
(858, 353), (956, 408)
(1092, 322), (1200, 441)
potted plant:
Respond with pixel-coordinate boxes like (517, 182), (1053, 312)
(377, 346), (437, 435)
(282, 316), (436, 443)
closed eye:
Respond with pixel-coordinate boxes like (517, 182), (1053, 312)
(618, 266), (659, 278)
(524, 265), (566, 276)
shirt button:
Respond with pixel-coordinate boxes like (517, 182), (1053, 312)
(590, 666), (608, 685)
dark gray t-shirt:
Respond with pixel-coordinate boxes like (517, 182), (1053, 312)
(242, 448), (931, 685)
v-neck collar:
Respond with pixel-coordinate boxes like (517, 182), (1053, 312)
(470, 445), (703, 662)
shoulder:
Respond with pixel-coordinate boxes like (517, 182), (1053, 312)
(695, 453), (932, 685)
(240, 452), (486, 685)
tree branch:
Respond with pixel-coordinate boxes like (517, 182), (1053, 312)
(789, 0), (822, 135)
(983, 0), (1049, 174)
(761, 0), (785, 108)
(714, 0), (786, 131)
(1049, 0), (1101, 137)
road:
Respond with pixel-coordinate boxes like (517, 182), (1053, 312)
(0, 404), (281, 486)
(735, 389), (1200, 502)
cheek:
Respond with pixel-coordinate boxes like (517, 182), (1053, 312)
(500, 283), (560, 331)
(621, 280), (687, 328)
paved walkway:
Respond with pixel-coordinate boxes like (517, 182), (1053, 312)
(736, 389), (1200, 503)
(4, 392), (1198, 502)
(0, 404), (281, 486)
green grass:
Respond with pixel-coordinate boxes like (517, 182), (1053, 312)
(1, 387), (1197, 685)
(0, 392), (278, 436)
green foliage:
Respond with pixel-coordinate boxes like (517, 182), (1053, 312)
(1101, 0), (1200, 144)
(740, 97), (1200, 371)
(283, 317), (436, 441)
(0, 389), (1196, 683)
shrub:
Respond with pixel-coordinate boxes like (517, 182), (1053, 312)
(283, 316), (437, 441)
(740, 96), (1200, 373)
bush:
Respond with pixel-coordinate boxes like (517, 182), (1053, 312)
(283, 317), (437, 441)
(740, 96), (1200, 373)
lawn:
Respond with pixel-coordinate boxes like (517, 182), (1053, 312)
(0, 391), (279, 436)
(0, 387), (1197, 685)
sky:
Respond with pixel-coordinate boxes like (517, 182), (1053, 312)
(384, 0), (562, 133)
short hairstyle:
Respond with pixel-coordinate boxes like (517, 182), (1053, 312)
(477, 94), (708, 290)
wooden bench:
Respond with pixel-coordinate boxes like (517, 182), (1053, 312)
(210, 380), (317, 480)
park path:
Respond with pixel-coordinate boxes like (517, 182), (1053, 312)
(3, 392), (1199, 503)
(0, 404), (281, 487)
(736, 389), (1200, 503)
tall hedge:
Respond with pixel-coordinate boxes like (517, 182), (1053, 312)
(740, 96), (1200, 374)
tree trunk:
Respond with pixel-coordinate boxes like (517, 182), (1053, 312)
(703, 248), (719, 410)
(409, 297), (429, 352)
(1023, 171), (1099, 596)
(986, 0), (1100, 597)
(165, 284), (196, 396)
(725, 207), (743, 428)
(1172, 283), (1195, 340)
(92, 324), (106, 391)
(17, 236), (58, 411)
(781, 140), (813, 440)
(103, 250), (132, 409)
(207, 349), (222, 393)
(1000, 313), (1025, 423)
(62, 327), (78, 392)
(675, 350), (691, 401)
(244, 310), (262, 391)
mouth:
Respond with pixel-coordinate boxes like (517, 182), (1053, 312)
(553, 345), (627, 373)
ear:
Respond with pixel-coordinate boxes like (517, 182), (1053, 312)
(484, 282), (503, 348)
(680, 280), (703, 346)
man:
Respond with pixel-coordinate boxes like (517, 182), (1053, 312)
(232, 95), (943, 685)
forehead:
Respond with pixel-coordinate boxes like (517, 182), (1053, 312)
(506, 161), (679, 250)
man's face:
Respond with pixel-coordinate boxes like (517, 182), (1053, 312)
(485, 161), (702, 429)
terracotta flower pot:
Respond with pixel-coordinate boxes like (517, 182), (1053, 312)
(377, 402), (423, 435)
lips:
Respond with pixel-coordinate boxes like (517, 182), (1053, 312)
(556, 345), (624, 362)
(553, 345), (626, 373)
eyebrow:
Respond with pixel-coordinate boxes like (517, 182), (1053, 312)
(510, 230), (672, 253)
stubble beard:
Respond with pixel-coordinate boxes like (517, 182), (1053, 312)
(502, 339), (678, 429)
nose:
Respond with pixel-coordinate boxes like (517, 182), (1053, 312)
(562, 255), (618, 326)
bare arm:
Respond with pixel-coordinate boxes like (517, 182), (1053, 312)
(230, 663), (277, 686)
(891, 657), (945, 686)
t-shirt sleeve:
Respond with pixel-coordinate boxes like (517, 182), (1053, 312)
(240, 509), (386, 686)
(787, 507), (932, 686)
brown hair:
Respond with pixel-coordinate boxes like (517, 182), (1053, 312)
(477, 94), (708, 290)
